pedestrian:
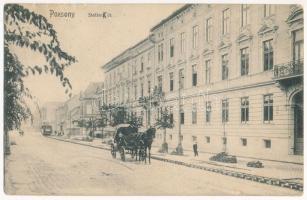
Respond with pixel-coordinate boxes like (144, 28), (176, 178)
(193, 141), (198, 156)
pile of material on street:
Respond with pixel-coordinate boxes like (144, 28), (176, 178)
(246, 161), (264, 168)
(209, 152), (237, 163)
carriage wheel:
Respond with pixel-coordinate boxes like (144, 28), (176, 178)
(120, 147), (126, 161)
(110, 144), (116, 158)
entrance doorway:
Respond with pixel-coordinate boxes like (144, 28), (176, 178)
(293, 91), (303, 155)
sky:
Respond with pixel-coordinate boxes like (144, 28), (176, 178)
(17, 4), (183, 107)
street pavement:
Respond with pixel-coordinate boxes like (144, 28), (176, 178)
(4, 130), (302, 195)
(58, 135), (304, 187)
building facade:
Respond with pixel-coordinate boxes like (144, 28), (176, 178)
(80, 82), (104, 135)
(102, 4), (303, 162)
(104, 37), (155, 127)
(55, 94), (81, 136)
(41, 102), (62, 131)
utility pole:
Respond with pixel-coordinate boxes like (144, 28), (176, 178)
(176, 71), (184, 155)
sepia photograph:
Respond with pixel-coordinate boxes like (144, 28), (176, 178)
(2, 1), (304, 196)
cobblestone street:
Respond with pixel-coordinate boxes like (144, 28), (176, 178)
(4, 130), (302, 195)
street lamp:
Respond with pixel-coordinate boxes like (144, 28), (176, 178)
(176, 70), (184, 155)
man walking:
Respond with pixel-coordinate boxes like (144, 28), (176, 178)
(193, 140), (198, 156)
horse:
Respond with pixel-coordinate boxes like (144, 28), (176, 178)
(138, 127), (156, 164)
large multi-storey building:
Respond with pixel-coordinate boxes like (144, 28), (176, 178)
(102, 4), (303, 162)
(104, 37), (155, 126)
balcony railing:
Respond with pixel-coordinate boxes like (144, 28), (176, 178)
(273, 59), (304, 80)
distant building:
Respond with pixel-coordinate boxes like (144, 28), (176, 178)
(80, 82), (104, 135)
(54, 82), (105, 137)
(102, 4), (303, 162)
(55, 94), (81, 136)
(41, 102), (62, 132)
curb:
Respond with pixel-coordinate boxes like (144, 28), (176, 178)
(47, 136), (303, 192)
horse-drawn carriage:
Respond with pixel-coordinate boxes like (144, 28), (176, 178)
(110, 124), (155, 163)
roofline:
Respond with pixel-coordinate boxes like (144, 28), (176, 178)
(150, 4), (193, 32)
(101, 35), (154, 70)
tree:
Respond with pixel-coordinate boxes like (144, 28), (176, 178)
(4, 4), (77, 154)
(101, 105), (142, 128)
(154, 107), (174, 153)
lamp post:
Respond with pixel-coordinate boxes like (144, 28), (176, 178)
(176, 70), (184, 155)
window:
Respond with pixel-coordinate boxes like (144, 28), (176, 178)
(263, 39), (274, 71)
(170, 107), (174, 125)
(241, 138), (247, 146)
(192, 25), (199, 49)
(127, 65), (131, 78)
(147, 52), (151, 64)
(264, 5), (273, 17)
(169, 72), (174, 92)
(206, 17), (213, 42)
(169, 134), (172, 140)
(205, 101), (211, 122)
(180, 105), (184, 124)
(293, 29), (304, 61)
(147, 80), (151, 96)
(158, 43), (164, 63)
(122, 86), (125, 102)
(133, 64), (137, 75)
(158, 75), (163, 92)
(241, 5), (250, 27)
(205, 60), (211, 84)
(192, 64), (197, 86)
(117, 87), (120, 102)
(179, 69), (185, 89)
(170, 38), (175, 58)
(264, 94), (273, 122)
(241, 97), (249, 123)
(180, 32), (186, 53)
(222, 8), (230, 35)
(222, 99), (229, 122)
(206, 136), (210, 143)
(140, 57), (144, 72)
(240, 48), (249, 76)
(264, 139), (271, 148)
(127, 87), (130, 100)
(134, 84), (137, 100)
(192, 103), (197, 124)
(140, 82), (144, 97)
(222, 54), (229, 80)
(192, 136), (197, 142)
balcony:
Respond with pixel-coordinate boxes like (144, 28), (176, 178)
(274, 59), (303, 80)
(273, 59), (303, 87)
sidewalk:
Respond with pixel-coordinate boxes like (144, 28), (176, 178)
(151, 146), (303, 184)
(50, 136), (303, 186)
